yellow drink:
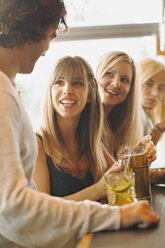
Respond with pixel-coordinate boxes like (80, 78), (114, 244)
(105, 172), (135, 206)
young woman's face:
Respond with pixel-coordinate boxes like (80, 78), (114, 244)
(98, 61), (133, 110)
(51, 72), (89, 121)
(141, 70), (165, 110)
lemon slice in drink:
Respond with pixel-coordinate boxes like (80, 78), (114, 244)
(114, 177), (131, 193)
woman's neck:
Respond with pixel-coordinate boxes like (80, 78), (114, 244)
(56, 116), (79, 146)
(56, 115), (89, 175)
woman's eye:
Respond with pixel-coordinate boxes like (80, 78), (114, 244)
(106, 71), (114, 77)
(144, 81), (153, 88)
(159, 85), (165, 91)
(55, 80), (63, 85)
(121, 77), (129, 84)
(73, 81), (83, 86)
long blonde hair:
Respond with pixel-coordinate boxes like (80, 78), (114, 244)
(138, 58), (165, 124)
(39, 56), (107, 181)
(96, 51), (143, 158)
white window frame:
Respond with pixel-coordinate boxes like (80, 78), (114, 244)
(56, 23), (159, 41)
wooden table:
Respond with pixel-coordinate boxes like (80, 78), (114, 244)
(78, 184), (165, 248)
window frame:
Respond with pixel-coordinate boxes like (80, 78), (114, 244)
(56, 23), (159, 41)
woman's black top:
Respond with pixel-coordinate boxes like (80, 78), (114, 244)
(36, 133), (94, 196)
(46, 155), (94, 197)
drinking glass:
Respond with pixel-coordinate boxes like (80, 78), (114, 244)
(123, 145), (151, 201)
(105, 172), (135, 206)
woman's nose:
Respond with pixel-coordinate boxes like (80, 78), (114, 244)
(63, 84), (72, 95)
(151, 87), (159, 98)
(111, 76), (120, 87)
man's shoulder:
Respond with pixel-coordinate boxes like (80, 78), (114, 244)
(0, 71), (14, 93)
(0, 71), (11, 84)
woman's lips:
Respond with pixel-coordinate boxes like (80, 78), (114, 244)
(60, 99), (76, 106)
(105, 89), (119, 96)
(146, 99), (158, 104)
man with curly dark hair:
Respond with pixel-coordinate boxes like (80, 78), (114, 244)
(0, 1), (160, 248)
(0, 0), (67, 48)
(0, 0), (67, 75)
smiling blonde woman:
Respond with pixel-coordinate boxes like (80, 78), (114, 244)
(34, 55), (119, 201)
(96, 51), (143, 159)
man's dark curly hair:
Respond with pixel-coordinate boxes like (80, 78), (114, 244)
(0, 0), (67, 48)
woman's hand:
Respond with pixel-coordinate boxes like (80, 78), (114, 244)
(95, 162), (124, 200)
(150, 122), (165, 145)
(105, 161), (125, 174)
(137, 135), (157, 163)
(117, 135), (156, 166)
(155, 122), (165, 133)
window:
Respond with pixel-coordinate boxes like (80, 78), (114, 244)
(16, 0), (164, 132)
(16, 0), (165, 167)
(64, 0), (162, 26)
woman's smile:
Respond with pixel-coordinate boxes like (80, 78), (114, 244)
(60, 98), (77, 107)
(105, 88), (120, 96)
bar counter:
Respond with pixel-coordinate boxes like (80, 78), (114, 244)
(78, 184), (165, 248)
